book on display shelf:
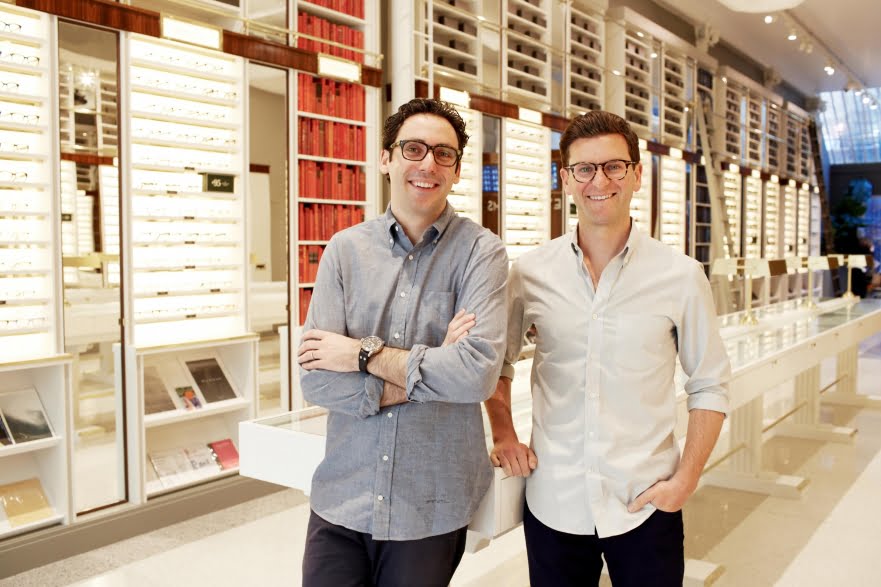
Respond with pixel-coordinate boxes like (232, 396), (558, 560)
(0, 478), (54, 528)
(143, 364), (177, 415)
(297, 13), (364, 63)
(0, 388), (53, 444)
(174, 386), (203, 410)
(208, 438), (239, 469)
(183, 357), (238, 403)
(184, 443), (223, 475)
(148, 448), (195, 487)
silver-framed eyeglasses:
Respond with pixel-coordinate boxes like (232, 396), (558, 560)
(563, 160), (637, 183)
(393, 139), (461, 167)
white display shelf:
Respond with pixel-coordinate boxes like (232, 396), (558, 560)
(122, 335), (258, 503)
(766, 101), (782, 173)
(502, 118), (550, 259)
(658, 156), (685, 252)
(0, 4), (59, 363)
(722, 166), (742, 258)
(447, 107), (482, 224)
(798, 117), (813, 184)
(632, 148), (652, 235)
(566, 5), (604, 115)
(782, 181), (797, 255)
(763, 179), (780, 259)
(0, 352), (74, 539)
(714, 68), (745, 164)
(797, 184), (811, 258)
(427, 1), (481, 81)
(144, 397), (251, 429)
(809, 191), (821, 257)
(126, 34), (247, 348)
(743, 175), (762, 259)
(503, 0), (552, 102)
(661, 50), (689, 148)
(783, 109), (801, 180)
(621, 29), (653, 134)
(745, 94), (763, 169)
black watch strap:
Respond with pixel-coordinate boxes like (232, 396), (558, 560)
(359, 348), (370, 373)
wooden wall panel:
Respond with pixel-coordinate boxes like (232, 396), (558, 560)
(17, 0), (160, 36)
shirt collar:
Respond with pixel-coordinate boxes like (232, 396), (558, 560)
(384, 203), (456, 248)
(569, 218), (640, 266)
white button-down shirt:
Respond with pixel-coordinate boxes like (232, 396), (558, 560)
(502, 225), (730, 538)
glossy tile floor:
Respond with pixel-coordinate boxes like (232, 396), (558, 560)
(4, 333), (881, 587)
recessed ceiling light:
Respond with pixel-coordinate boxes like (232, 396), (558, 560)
(764, 15), (774, 24)
(636, 31), (644, 38)
(787, 31), (797, 41)
(650, 52), (658, 59)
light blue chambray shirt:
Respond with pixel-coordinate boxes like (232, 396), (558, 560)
(301, 203), (508, 540)
(503, 224), (730, 538)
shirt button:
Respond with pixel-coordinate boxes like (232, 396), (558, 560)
(592, 313), (598, 320)
(393, 333), (400, 339)
(387, 412), (393, 418)
(388, 238), (393, 244)
(408, 255), (414, 260)
(382, 455), (389, 461)
(400, 292), (406, 298)
(589, 431), (595, 438)
(377, 495), (384, 501)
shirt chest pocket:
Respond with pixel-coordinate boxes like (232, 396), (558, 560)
(411, 290), (455, 347)
(611, 307), (676, 370)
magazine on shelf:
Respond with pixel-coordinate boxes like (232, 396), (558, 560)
(184, 443), (222, 476)
(0, 388), (53, 444)
(183, 357), (238, 403)
(143, 364), (177, 415)
(0, 478), (55, 528)
(174, 386), (202, 410)
(148, 448), (195, 488)
(208, 438), (239, 470)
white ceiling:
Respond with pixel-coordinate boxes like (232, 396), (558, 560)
(653, 0), (880, 97)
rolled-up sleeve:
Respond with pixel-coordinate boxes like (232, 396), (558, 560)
(406, 236), (508, 404)
(500, 258), (527, 380)
(300, 237), (386, 418)
(678, 261), (731, 415)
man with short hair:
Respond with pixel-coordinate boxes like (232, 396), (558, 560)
(298, 98), (508, 587)
(487, 110), (731, 586)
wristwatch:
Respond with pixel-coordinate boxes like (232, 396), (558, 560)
(359, 336), (384, 373)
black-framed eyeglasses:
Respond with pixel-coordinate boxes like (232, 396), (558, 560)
(563, 160), (637, 183)
(393, 139), (461, 167)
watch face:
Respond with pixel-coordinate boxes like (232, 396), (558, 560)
(361, 336), (384, 353)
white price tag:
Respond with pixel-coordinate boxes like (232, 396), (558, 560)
(807, 256), (830, 270)
(744, 258), (770, 277)
(848, 254), (868, 268)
